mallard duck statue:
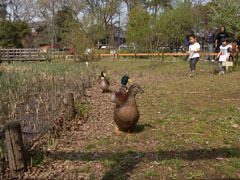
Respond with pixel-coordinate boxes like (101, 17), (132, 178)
(99, 71), (110, 93)
(114, 83), (144, 134)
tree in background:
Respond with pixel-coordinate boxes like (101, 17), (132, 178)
(145, 0), (172, 15)
(208, 0), (240, 40)
(7, 0), (37, 22)
(0, 20), (30, 48)
(126, 1), (194, 52)
(55, 6), (75, 45)
(0, 0), (7, 20)
(83, 0), (122, 47)
(126, 6), (151, 52)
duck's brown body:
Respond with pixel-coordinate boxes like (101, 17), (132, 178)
(111, 85), (128, 106)
(114, 96), (139, 131)
(99, 78), (109, 92)
(113, 84), (144, 132)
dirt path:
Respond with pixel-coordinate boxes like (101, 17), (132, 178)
(23, 79), (120, 180)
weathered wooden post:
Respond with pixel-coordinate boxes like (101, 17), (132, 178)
(28, 49), (31, 60)
(0, 50), (2, 65)
(4, 121), (26, 177)
(162, 50), (164, 62)
(0, 128), (4, 178)
(79, 82), (85, 97)
(63, 93), (75, 119)
(84, 76), (91, 89)
(20, 49), (22, 62)
(7, 49), (10, 64)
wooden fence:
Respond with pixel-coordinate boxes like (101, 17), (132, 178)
(0, 49), (47, 62)
(54, 52), (240, 61)
(1, 50), (238, 62)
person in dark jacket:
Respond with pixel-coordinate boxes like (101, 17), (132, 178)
(205, 27), (217, 62)
(216, 26), (229, 53)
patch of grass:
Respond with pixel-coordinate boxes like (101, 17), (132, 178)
(81, 154), (94, 161)
(30, 151), (44, 170)
(143, 171), (159, 178)
(169, 172), (177, 180)
(227, 158), (240, 169)
(73, 166), (90, 175)
(219, 148), (240, 157)
(89, 173), (95, 180)
(186, 171), (204, 179)
(85, 144), (96, 150)
(75, 102), (92, 118)
(102, 159), (116, 168)
(157, 117), (164, 124)
(103, 172), (126, 180)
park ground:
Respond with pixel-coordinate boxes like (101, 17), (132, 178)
(1, 58), (240, 180)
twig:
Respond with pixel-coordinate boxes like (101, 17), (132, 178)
(223, 99), (240, 101)
(185, 92), (204, 94)
(184, 133), (205, 135)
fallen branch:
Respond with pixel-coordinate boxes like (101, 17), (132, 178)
(185, 92), (204, 94)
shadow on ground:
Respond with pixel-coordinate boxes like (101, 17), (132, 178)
(131, 124), (153, 134)
(43, 147), (240, 180)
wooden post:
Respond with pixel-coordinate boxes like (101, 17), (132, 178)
(38, 49), (40, 60)
(134, 53), (136, 61)
(63, 93), (75, 119)
(0, 50), (2, 65)
(20, 49), (22, 62)
(13, 50), (15, 60)
(84, 76), (91, 88)
(4, 121), (26, 177)
(7, 50), (10, 64)
(29, 50), (31, 60)
(99, 54), (101, 60)
(80, 82), (85, 97)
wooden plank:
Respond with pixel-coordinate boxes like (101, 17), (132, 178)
(5, 121), (26, 177)
(222, 61), (233, 72)
(222, 61), (233, 66)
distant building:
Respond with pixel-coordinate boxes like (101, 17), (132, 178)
(100, 25), (125, 49)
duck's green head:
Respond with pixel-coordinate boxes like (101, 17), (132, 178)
(121, 76), (132, 85)
(101, 71), (106, 77)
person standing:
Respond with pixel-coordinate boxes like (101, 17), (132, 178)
(188, 34), (200, 77)
(183, 30), (194, 61)
(205, 27), (217, 62)
(216, 26), (229, 53)
(216, 38), (231, 75)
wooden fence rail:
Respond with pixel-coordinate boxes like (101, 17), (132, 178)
(0, 49), (47, 62)
(54, 52), (240, 61)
